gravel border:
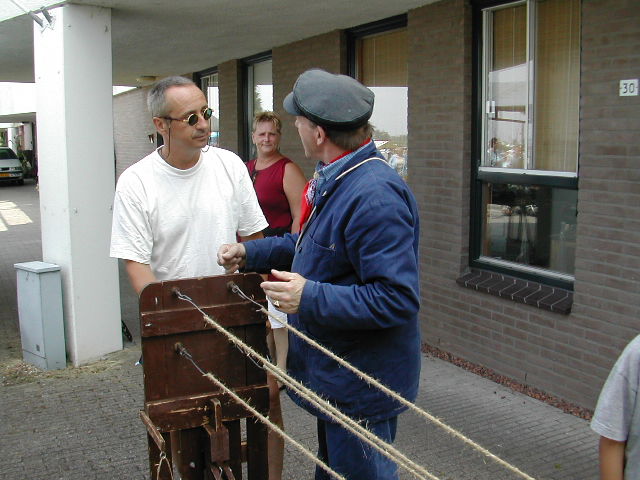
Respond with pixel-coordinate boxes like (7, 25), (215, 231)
(422, 343), (594, 421)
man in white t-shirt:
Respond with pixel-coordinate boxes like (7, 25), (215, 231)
(111, 75), (267, 290)
(110, 76), (284, 479)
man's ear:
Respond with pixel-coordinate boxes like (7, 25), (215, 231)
(316, 125), (327, 146)
(153, 117), (169, 138)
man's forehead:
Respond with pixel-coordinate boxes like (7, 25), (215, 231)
(166, 85), (206, 113)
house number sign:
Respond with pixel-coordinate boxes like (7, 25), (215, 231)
(619, 79), (638, 96)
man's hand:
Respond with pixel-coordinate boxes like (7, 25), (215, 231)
(217, 243), (247, 273)
(261, 270), (307, 314)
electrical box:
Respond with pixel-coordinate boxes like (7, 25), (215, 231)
(14, 261), (66, 370)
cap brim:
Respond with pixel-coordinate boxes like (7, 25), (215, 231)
(283, 92), (303, 116)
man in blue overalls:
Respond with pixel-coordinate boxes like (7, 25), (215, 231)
(218, 68), (421, 480)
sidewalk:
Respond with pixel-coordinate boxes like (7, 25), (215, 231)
(0, 181), (599, 479)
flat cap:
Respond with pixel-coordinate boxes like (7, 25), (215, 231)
(283, 69), (374, 130)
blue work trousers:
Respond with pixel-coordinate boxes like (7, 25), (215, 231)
(314, 416), (399, 480)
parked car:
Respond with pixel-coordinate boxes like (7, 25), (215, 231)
(0, 147), (24, 185)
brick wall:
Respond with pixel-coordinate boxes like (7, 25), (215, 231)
(412, 0), (640, 409)
(218, 59), (243, 154)
(273, 31), (346, 177)
(113, 87), (155, 179)
(571, 0), (640, 399)
(408, 0), (474, 370)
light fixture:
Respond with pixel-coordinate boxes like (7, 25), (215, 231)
(40, 7), (55, 26)
(9, 0), (54, 30)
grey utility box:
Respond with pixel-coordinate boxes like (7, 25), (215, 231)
(14, 261), (66, 370)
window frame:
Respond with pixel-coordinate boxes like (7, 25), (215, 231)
(194, 67), (220, 147)
(470, 0), (579, 290)
(242, 51), (272, 161)
(347, 15), (409, 180)
(346, 14), (407, 78)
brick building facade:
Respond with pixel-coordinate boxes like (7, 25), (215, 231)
(113, 0), (640, 410)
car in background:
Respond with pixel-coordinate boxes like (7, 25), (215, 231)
(0, 147), (24, 185)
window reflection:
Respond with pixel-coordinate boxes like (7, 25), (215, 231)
(200, 73), (220, 147)
(355, 28), (408, 180)
(246, 59), (273, 158)
(482, 183), (577, 275)
(482, 0), (580, 173)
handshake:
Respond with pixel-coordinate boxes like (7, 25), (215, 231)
(217, 243), (306, 315)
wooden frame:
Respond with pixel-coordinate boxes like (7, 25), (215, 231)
(139, 273), (269, 479)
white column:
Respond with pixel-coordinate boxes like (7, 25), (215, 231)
(22, 123), (33, 150)
(33, 5), (122, 365)
(7, 126), (20, 151)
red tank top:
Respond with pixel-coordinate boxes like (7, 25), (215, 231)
(247, 157), (293, 233)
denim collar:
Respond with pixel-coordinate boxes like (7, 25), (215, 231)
(313, 140), (373, 205)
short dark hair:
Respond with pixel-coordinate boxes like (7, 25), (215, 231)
(147, 76), (195, 118)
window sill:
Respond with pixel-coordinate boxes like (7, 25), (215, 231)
(456, 269), (573, 315)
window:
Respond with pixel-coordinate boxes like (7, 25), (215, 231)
(472, 0), (580, 287)
(244, 54), (273, 160)
(349, 16), (408, 180)
(199, 70), (220, 147)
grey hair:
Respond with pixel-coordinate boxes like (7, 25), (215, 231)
(147, 76), (195, 117)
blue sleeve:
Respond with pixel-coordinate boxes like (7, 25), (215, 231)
(244, 233), (298, 273)
(298, 182), (419, 330)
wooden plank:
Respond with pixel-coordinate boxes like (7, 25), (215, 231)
(140, 303), (265, 337)
(170, 429), (205, 479)
(140, 410), (165, 451)
(141, 328), (266, 401)
(146, 431), (172, 480)
(145, 386), (269, 432)
(139, 273), (267, 315)
(227, 420), (243, 480)
(246, 417), (269, 480)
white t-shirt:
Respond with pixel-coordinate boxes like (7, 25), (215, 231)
(110, 147), (267, 280)
(591, 334), (640, 480)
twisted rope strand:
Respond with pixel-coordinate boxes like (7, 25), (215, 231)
(202, 371), (345, 480)
(229, 284), (537, 480)
(265, 351), (440, 480)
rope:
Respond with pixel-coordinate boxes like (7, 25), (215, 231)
(176, 290), (439, 480)
(229, 283), (538, 480)
(175, 341), (346, 480)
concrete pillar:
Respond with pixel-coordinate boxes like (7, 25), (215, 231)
(23, 122), (33, 150)
(7, 126), (20, 151)
(33, 4), (122, 365)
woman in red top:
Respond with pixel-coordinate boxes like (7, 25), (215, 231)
(248, 112), (306, 337)
(248, 111), (306, 237)
(248, 111), (306, 480)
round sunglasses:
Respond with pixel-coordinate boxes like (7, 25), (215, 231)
(162, 107), (213, 126)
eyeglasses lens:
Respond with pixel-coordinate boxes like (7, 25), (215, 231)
(186, 108), (213, 126)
